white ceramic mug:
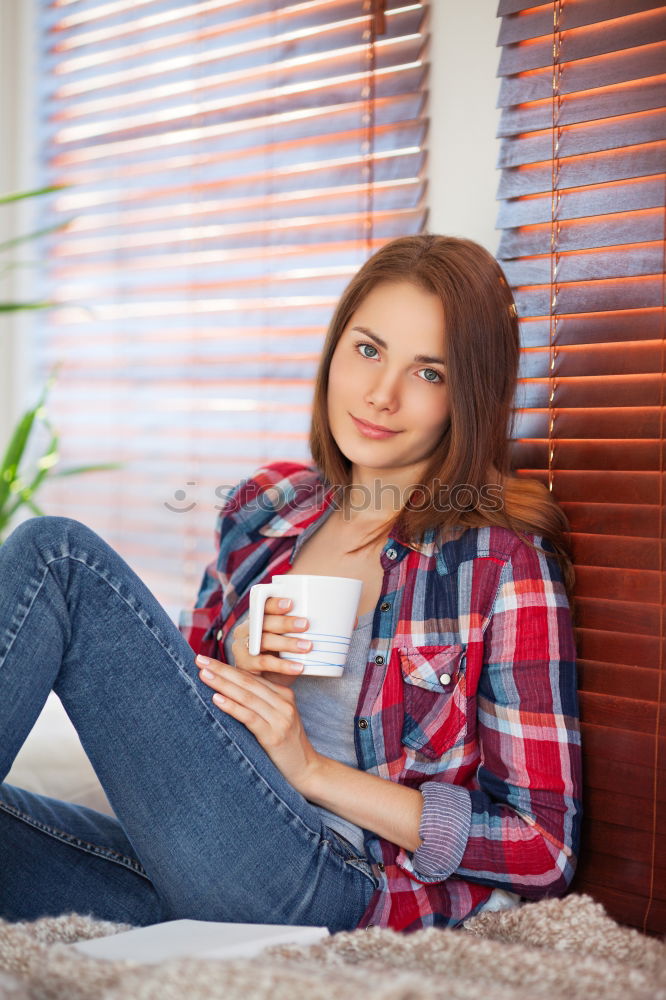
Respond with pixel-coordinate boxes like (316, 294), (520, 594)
(248, 574), (363, 677)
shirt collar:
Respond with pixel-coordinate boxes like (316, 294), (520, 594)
(257, 481), (439, 558)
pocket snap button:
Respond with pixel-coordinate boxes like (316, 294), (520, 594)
(216, 629), (224, 641)
(440, 672), (452, 685)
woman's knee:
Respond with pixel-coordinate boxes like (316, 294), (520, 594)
(7, 515), (98, 559)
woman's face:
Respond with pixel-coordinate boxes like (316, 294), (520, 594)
(327, 280), (450, 485)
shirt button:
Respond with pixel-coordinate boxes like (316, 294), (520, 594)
(216, 629), (224, 641)
(380, 602), (391, 612)
(374, 655), (384, 665)
(386, 548), (397, 560)
(440, 673), (452, 685)
(377, 861), (385, 872)
(358, 718), (369, 730)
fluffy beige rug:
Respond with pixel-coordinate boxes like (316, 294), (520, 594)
(0, 894), (664, 1000)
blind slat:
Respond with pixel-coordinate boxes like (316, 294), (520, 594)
(497, 143), (666, 199)
(496, 176), (665, 229)
(498, 109), (666, 168)
(574, 598), (661, 637)
(514, 407), (662, 440)
(578, 629), (661, 668)
(497, 0), (664, 46)
(501, 245), (663, 285)
(498, 79), (666, 137)
(514, 275), (664, 318)
(497, 209), (665, 257)
(511, 440), (661, 470)
(498, 43), (666, 107)
(518, 375), (663, 408)
(497, 7), (666, 75)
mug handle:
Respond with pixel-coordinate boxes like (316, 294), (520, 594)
(248, 583), (281, 656)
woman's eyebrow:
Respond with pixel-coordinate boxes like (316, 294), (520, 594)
(351, 325), (446, 367)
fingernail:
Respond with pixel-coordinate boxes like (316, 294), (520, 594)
(196, 654), (210, 665)
(297, 639), (311, 650)
(201, 668), (214, 680)
(278, 599), (291, 609)
(294, 618), (307, 628)
(290, 662), (304, 672)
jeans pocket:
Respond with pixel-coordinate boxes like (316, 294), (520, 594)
(326, 827), (379, 889)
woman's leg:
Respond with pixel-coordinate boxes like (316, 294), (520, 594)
(0, 516), (377, 929)
(0, 783), (163, 925)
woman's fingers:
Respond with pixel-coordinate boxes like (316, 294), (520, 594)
(196, 656), (295, 722)
(231, 597), (311, 679)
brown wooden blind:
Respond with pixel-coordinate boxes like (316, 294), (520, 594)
(31, 0), (428, 620)
(496, 0), (665, 935)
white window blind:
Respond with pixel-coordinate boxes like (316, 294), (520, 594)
(31, 0), (429, 619)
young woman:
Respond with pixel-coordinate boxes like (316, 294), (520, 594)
(0, 235), (582, 933)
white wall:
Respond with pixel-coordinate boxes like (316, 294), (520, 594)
(0, 0), (501, 451)
(428, 0), (501, 253)
(0, 0), (37, 456)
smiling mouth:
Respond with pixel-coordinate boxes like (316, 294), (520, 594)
(350, 414), (401, 436)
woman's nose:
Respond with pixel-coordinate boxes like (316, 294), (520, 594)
(365, 374), (400, 411)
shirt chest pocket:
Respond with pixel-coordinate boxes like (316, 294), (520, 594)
(398, 644), (467, 760)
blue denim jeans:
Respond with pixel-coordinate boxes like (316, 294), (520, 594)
(0, 516), (377, 929)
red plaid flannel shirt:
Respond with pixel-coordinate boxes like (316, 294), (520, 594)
(179, 462), (582, 931)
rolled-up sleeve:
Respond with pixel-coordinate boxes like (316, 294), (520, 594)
(410, 780), (472, 880)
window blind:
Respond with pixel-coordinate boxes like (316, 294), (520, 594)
(32, 0), (428, 620)
(496, 0), (665, 935)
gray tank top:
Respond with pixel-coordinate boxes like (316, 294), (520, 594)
(224, 607), (373, 854)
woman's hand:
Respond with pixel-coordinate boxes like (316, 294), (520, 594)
(196, 652), (322, 793)
(231, 597), (312, 688)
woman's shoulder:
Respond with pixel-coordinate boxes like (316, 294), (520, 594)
(435, 523), (556, 573)
(220, 460), (324, 519)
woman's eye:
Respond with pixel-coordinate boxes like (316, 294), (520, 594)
(356, 342), (378, 360)
(418, 368), (443, 384)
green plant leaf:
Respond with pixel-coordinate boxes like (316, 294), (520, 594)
(0, 427), (57, 526)
(23, 497), (46, 517)
(0, 365), (119, 541)
(0, 219), (73, 255)
(0, 185), (65, 206)
(52, 462), (123, 477)
(0, 380), (53, 513)
(0, 412), (39, 510)
(0, 301), (54, 312)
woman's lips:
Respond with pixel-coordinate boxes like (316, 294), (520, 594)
(350, 414), (400, 439)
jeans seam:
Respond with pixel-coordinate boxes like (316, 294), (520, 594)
(0, 800), (150, 878)
(0, 562), (52, 670)
(45, 552), (182, 668)
(43, 550), (333, 851)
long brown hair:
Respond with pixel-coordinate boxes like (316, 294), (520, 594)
(308, 234), (574, 595)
